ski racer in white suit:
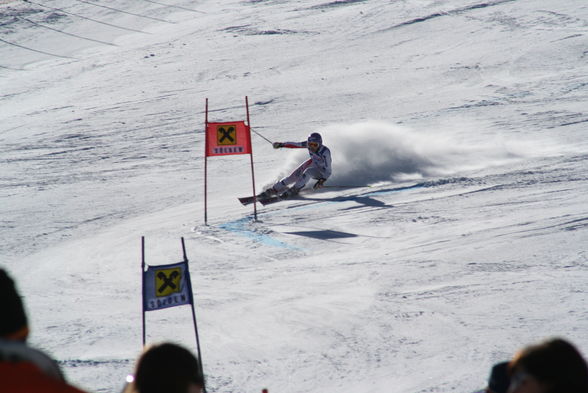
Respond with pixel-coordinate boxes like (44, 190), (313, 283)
(262, 132), (332, 198)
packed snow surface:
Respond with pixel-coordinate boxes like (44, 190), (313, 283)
(1, 0), (587, 392)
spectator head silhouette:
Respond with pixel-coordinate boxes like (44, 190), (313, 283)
(124, 342), (204, 393)
(0, 268), (29, 341)
(0, 268), (90, 392)
(487, 361), (511, 393)
(508, 338), (588, 393)
(474, 361), (511, 393)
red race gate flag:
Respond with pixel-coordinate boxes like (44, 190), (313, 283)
(205, 121), (252, 157)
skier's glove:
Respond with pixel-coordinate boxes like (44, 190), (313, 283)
(313, 178), (326, 190)
(273, 142), (284, 149)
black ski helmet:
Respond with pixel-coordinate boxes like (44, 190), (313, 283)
(307, 132), (322, 146)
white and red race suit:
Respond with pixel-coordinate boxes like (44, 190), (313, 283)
(272, 141), (332, 193)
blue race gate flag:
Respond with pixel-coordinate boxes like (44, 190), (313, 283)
(143, 261), (192, 312)
(140, 237), (205, 386)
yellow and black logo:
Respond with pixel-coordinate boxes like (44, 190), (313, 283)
(155, 268), (182, 297)
(216, 125), (237, 145)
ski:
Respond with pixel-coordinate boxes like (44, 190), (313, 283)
(238, 193), (276, 205)
(238, 195), (257, 205)
(239, 192), (300, 206)
(259, 195), (283, 205)
(259, 192), (304, 205)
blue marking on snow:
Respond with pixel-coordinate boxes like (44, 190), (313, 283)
(218, 217), (300, 250)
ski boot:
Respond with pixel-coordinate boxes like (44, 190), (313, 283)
(280, 186), (301, 199)
(258, 187), (278, 199)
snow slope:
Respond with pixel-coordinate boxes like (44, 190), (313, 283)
(1, 0), (587, 392)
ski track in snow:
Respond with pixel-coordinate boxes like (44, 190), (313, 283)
(1, 1), (588, 393)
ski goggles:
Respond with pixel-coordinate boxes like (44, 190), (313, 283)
(308, 142), (319, 148)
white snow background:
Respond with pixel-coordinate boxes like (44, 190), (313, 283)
(1, 0), (588, 392)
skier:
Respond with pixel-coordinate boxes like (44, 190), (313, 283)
(261, 132), (332, 199)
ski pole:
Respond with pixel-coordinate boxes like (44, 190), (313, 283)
(250, 128), (273, 145)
